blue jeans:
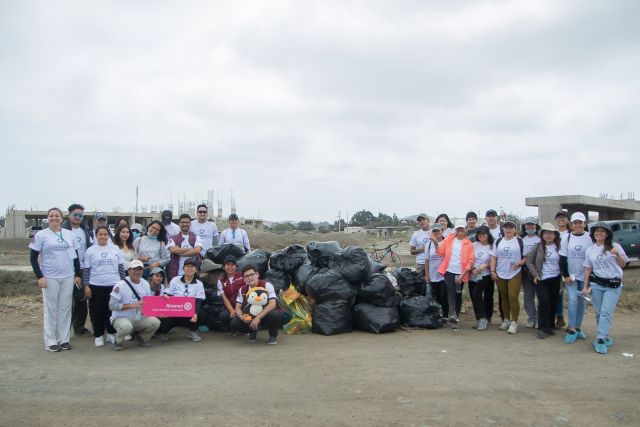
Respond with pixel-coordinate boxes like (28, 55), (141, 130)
(566, 280), (585, 329)
(590, 283), (622, 340)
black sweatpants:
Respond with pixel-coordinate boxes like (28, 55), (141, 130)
(536, 275), (561, 332)
(72, 293), (89, 333)
(230, 311), (281, 337)
(158, 316), (198, 333)
(469, 275), (494, 320)
(430, 280), (448, 318)
(443, 272), (463, 318)
(88, 285), (116, 337)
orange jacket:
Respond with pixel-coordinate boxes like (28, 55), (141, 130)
(436, 233), (475, 281)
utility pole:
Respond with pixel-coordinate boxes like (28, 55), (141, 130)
(338, 210), (342, 232)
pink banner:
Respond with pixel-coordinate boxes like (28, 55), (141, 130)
(142, 296), (196, 317)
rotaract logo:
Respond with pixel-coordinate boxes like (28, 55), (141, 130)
(184, 302), (193, 311)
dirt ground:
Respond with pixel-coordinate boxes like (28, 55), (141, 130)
(1, 299), (638, 427)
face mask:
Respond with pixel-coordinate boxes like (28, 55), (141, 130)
(526, 229), (536, 235)
(147, 234), (158, 240)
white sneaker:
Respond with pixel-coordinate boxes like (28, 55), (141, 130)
(124, 335), (132, 341)
(508, 321), (518, 334)
(187, 331), (202, 342)
(106, 334), (115, 344)
(499, 319), (510, 331)
(94, 336), (105, 347)
(526, 321), (535, 328)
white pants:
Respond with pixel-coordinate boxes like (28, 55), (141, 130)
(42, 276), (74, 347)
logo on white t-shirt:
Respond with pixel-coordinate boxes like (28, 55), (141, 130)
(546, 251), (552, 257)
(57, 237), (65, 244)
(575, 245), (582, 251)
(503, 247), (511, 253)
(101, 252), (108, 258)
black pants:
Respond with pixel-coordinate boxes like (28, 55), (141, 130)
(430, 280), (448, 318)
(469, 275), (494, 320)
(443, 272), (463, 318)
(230, 311), (281, 337)
(536, 275), (561, 332)
(88, 285), (116, 337)
(72, 293), (89, 333)
(158, 317), (198, 333)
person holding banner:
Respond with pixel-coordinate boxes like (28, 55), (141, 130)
(156, 258), (205, 342)
(108, 260), (161, 351)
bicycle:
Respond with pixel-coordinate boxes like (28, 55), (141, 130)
(368, 242), (403, 268)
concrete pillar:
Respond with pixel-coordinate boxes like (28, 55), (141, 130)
(538, 203), (563, 225)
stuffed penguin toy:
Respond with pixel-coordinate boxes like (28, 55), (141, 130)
(243, 287), (269, 321)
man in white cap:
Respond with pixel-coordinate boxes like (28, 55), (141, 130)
(108, 260), (161, 351)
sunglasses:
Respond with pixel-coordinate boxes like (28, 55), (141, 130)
(243, 272), (257, 279)
(71, 213), (84, 219)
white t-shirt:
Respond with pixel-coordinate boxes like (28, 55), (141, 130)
(488, 226), (502, 241)
(165, 276), (206, 299)
(84, 244), (124, 287)
(110, 277), (153, 321)
(442, 228), (455, 238)
(522, 235), (541, 258)
(447, 238), (463, 274)
(425, 241), (444, 282)
(409, 229), (432, 265)
(491, 237), (523, 280)
(190, 220), (219, 255)
(235, 282), (277, 305)
(70, 227), (88, 268)
(29, 228), (80, 279)
(164, 222), (181, 238)
(119, 247), (136, 270)
(218, 228), (251, 252)
(584, 243), (629, 280)
(559, 233), (593, 278)
(472, 242), (492, 279)
(167, 234), (203, 277)
(541, 244), (561, 280)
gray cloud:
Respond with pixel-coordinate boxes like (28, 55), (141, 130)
(1, 0), (639, 221)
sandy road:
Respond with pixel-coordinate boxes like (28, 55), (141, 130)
(1, 305), (639, 427)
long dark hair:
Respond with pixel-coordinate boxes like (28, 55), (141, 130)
(435, 213), (454, 229)
(147, 220), (167, 244)
(476, 226), (494, 246)
(540, 230), (561, 255)
(114, 224), (134, 250)
(590, 226), (614, 254)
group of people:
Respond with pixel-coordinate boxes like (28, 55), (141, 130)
(29, 203), (277, 352)
(29, 204), (629, 355)
(409, 209), (629, 353)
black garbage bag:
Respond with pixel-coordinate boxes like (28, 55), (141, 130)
(312, 299), (353, 336)
(393, 268), (426, 297)
(269, 244), (308, 273)
(356, 273), (398, 307)
(206, 242), (246, 264)
(352, 303), (400, 333)
(370, 261), (386, 274)
(399, 295), (443, 329)
(199, 295), (229, 332)
(306, 241), (342, 268)
(330, 246), (372, 284)
(306, 268), (356, 303)
(292, 263), (316, 294)
(236, 249), (271, 275)
(263, 269), (292, 294)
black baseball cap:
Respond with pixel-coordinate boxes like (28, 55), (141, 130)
(224, 255), (238, 265)
(161, 210), (172, 220)
(228, 213), (239, 221)
(554, 211), (569, 219)
(183, 258), (199, 268)
(485, 209), (498, 217)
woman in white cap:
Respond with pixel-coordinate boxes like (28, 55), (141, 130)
(525, 223), (562, 339)
(29, 207), (82, 352)
(520, 217), (541, 329)
(583, 222), (629, 354)
(559, 212), (592, 344)
(490, 220), (526, 334)
(430, 219), (474, 328)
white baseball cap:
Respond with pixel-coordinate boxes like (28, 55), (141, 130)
(570, 212), (586, 222)
(129, 260), (144, 269)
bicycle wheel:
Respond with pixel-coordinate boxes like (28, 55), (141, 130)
(382, 251), (403, 269)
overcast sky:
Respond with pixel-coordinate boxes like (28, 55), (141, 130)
(1, 0), (639, 222)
